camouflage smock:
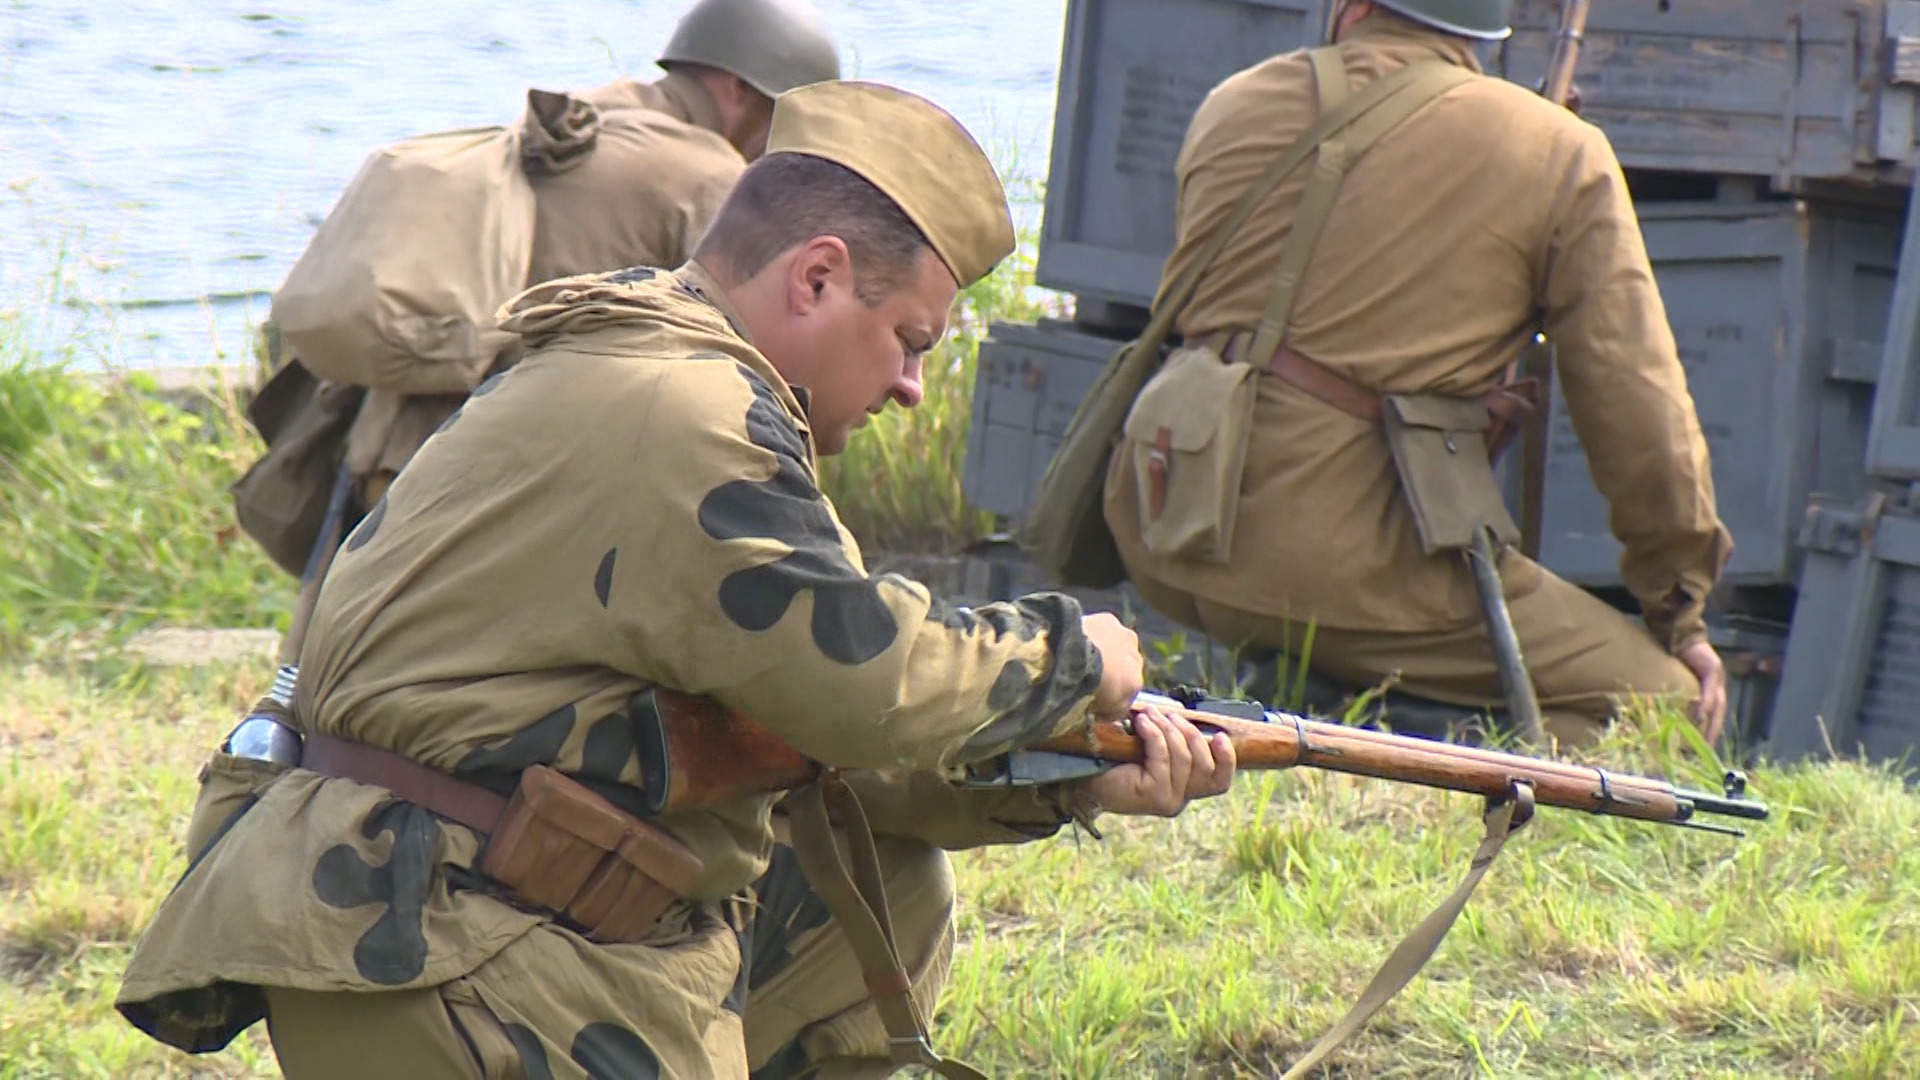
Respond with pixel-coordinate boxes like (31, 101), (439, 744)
(116, 261), (1106, 1055)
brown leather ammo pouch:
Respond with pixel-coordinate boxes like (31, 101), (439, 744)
(477, 765), (704, 942)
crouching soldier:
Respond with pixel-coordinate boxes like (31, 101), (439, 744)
(119, 79), (1236, 1079)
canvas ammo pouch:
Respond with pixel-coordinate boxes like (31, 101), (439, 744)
(1120, 345), (1260, 563)
(477, 765), (704, 942)
(299, 732), (701, 943)
(1380, 392), (1522, 556)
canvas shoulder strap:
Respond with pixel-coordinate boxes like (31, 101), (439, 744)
(786, 774), (989, 1079)
(1241, 52), (1473, 366)
(1138, 48), (1473, 360)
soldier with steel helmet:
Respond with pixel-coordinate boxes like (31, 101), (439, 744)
(1102, 0), (1735, 749)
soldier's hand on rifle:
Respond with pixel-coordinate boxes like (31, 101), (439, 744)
(1081, 612), (1146, 721)
(1080, 702), (1236, 817)
(1676, 640), (1727, 744)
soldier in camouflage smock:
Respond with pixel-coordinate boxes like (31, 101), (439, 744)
(118, 80), (1236, 1080)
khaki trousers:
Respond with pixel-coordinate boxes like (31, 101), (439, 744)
(264, 830), (955, 1080)
(1125, 558), (1699, 750)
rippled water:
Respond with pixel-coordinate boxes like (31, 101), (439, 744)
(0, 1), (1067, 370)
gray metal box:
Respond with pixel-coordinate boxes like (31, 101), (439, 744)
(1032, 0), (1920, 312)
(1532, 197), (1900, 588)
(1769, 492), (1920, 773)
(1865, 185), (1920, 478)
(1501, 0), (1920, 189)
(1032, 0), (1333, 310)
(1708, 613), (1791, 754)
(961, 320), (1117, 518)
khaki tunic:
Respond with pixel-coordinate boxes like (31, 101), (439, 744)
(345, 73), (746, 497)
(1104, 16), (1731, 658)
(118, 264), (1106, 1071)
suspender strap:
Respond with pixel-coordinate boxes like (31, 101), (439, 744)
(1244, 54), (1475, 367)
(1140, 48), (1471, 358)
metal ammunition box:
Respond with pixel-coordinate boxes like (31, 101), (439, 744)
(961, 319), (1118, 518)
(1502, 0), (1920, 191)
(1532, 195), (1902, 589)
(1768, 492), (1920, 773)
(1865, 186), (1920, 479)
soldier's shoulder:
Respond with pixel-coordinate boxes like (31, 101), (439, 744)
(645, 352), (811, 465)
(601, 106), (742, 167)
(570, 76), (652, 112)
(1181, 49), (1315, 152)
(1207, 48), (1316, 108)
(1455, 72), (1611, 142)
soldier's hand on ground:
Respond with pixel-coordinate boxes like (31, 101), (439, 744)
(1676, 640), (1727, 743)
(1081, 612), (1145, 721)
(1081, 702), (1236, 818)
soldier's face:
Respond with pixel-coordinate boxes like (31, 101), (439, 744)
(789, 246), (957, 455)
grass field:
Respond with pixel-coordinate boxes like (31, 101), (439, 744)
(2, 657), (1916, 1078)
(4, 213), (1918, 1077)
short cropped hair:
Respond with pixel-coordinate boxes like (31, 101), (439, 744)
(694, 153), (934, 305)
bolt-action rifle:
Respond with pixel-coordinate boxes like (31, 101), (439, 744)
(627, 682), (1768, 1079)
(631, 684), (1768, 832)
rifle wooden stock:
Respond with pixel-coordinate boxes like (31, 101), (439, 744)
(635, 688), (820, 815)
(1542, 0), (1591, 108)
(639, 688), (1768, 828)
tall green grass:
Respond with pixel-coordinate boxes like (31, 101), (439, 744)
(0, 230), (1059, 652)
(0, 310), (288, 654)
(817, 229), (1065, 553)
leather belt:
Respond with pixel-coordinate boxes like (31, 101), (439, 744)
(1199, 329), (1539, 461)
(302, 731), (508, 834)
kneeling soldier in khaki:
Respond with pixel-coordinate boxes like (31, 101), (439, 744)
(117, 79), (1235, 1080)
(1102, 0), (1734, 749)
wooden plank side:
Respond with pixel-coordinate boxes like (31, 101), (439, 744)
(1509, 0), (1869, 45)
(1498, 5), (1876, 179)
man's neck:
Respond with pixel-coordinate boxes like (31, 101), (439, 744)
(654, 70), (729, 138)
(1340, 9), (1484, 70)
(679, 258), (816, 419)
(677, 258), (758, 345)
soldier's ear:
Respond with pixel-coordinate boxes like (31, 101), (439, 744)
(788, 235), (852, 313)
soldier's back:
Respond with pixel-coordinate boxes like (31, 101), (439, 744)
(1167, 15), (1621, 397)
(523, 76), (746, 286)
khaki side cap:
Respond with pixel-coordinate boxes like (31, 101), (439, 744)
(765, 80), (1016, 287)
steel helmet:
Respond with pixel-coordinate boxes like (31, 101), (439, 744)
(658, 0), (843, 98)
(1370, 0), (1512, 41)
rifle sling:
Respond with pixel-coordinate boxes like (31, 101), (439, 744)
(786, 773), (988, 1080)
(1279, 781), (1536, 1079)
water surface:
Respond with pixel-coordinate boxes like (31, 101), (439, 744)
(0, 1), (1068, 370)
